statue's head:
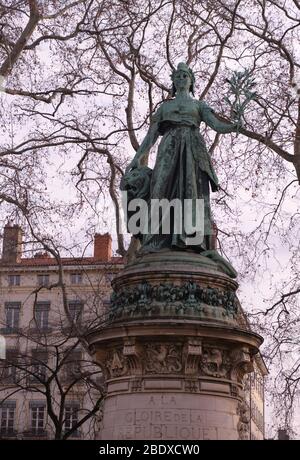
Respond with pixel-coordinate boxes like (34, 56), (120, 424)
(171, 62), (195, 96)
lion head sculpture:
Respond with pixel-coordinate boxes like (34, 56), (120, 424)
(120, 166), (152, 201)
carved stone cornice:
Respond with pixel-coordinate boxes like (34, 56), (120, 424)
(144, 343), (183, 374)
(183, 338), (202, 375)
(123, 337), (142, 375)
(88, 320), (263, 354)
(230, 346), (254, 383)
(200, 346), (231, 379)
(94, 335), (258, 388)
(105, 348), (128, 379)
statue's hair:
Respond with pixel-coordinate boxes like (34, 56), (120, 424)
(171, 62), (195, 97)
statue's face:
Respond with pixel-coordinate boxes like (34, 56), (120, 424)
(173, 70), (192, 92)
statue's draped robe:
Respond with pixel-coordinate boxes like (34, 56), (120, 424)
(138, 99), (234, 252)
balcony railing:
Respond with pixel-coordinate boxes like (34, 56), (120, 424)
(22, 429), (48, 438)
(0, 428), (17, 438)
(0, 327), (20, 335)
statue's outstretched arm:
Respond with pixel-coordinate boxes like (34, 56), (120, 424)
(200, 101), (238, 134)
(126, 122), (160, 172)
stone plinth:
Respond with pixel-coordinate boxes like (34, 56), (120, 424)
(88, 251), (263, 440)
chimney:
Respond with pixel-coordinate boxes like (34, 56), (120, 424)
(94, 233), (112, 262)
(34, 251), (51, 259)
(2, 223), (23, 263)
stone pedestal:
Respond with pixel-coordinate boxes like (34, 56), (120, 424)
(88, 251), (262, 440)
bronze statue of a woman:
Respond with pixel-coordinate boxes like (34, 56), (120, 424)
(122, 62), (239, 276)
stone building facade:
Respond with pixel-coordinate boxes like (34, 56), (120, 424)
(0, 223), (121, 439)
(237, 310), (268, 440)
(245, 355), (268, 440)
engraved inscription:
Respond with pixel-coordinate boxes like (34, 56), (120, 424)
(115, 424), (218, 440)
(103, 394), (238, 440)
(147, 395), (177, 406)
(120, 408), (206, 426)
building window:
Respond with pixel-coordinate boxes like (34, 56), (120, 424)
(37, 274), (49, 287)
(70, 273), (82, 285)
(30, 402), (45, 435)
(0, 401), (16, 436)
(8, 275), (20, 286)
(64, 404), (80, 436)
(5, 303), (20, 332)
(30, 351), (48, 383)
(1, 350), (18, 383)
(64, 351), (82, 382)
(34, 302), (50, 330)
(68, 301), (83, 323)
